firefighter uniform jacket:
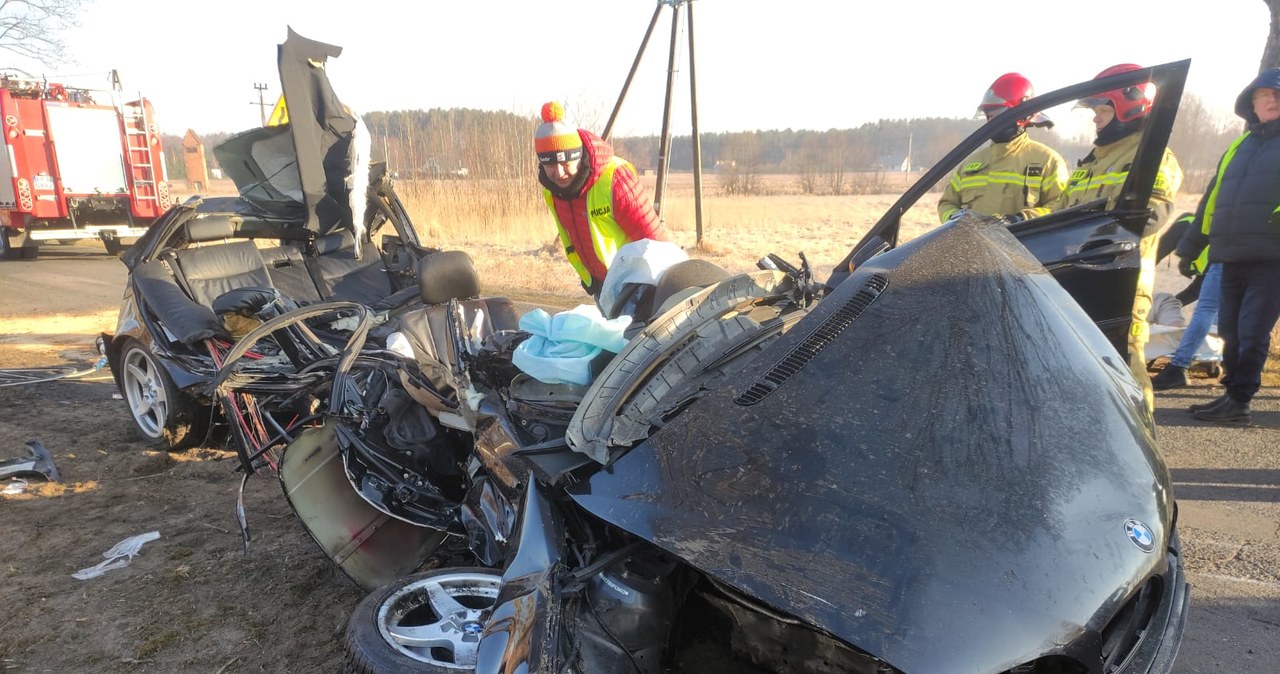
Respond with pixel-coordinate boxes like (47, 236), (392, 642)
(541, 129), (669, 294)
(937, 133), (1069, 223)
(1057, 129), (1183, 414)
(1056, 131), (1182, 233)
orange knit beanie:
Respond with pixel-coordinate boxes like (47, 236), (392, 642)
(535, 101), (584, 164)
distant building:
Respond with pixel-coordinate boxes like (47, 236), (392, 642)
(182, 129), (210, 191)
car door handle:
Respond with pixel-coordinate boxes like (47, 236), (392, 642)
(1058, 240), (1136, 265)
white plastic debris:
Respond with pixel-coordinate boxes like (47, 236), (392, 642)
(2, 478), (28, 495)
(72, 531), (161, 580)
(385, 331), (415, 359)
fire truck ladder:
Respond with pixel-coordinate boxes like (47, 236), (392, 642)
(120, 99), (161, 218)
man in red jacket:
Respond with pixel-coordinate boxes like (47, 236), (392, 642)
(536, 101), (671, 296)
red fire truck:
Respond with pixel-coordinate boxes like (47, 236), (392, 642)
(0, 74), (171, 260)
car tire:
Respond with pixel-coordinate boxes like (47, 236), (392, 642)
(118, 338), (209, 450)
(568, 270), (799, 461)
(344, 568), (502, 674)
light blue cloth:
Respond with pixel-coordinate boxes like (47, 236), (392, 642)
(513, 305), (632, 385)
(1171, 263), (1221, 369)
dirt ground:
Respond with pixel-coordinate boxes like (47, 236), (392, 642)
(0, 248), (362, 672)
(0, 375), (361, 672)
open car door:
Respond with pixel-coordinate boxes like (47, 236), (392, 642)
(832, 60), (1189, 356)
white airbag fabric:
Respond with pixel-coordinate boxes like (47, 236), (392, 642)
(513, 305), (631, 385)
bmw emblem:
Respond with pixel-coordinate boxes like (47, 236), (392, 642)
(1124, 519), (1156, 553)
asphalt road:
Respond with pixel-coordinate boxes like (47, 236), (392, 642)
(0, 244), (129, 315)
(0, 248), (1277, 672)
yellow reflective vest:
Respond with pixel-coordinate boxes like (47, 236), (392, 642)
(543, 156), (632, 291)
(937, 133), (1069, 222)
(1190, 132), (1251, 273)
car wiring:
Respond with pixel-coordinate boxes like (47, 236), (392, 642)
(0, 358), (108, 387)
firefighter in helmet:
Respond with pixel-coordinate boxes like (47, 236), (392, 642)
(937, 73), (1069, 224)
(1057, 64), (1184, 414)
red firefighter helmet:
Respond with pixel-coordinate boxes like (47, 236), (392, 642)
(977, 73), (1050, 127)
(1076, 63), (1156, 122)
(978, 73), (1035, 114)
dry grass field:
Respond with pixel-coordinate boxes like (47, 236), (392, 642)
(178, 172), (1280, 378)
(402, 171), (960, 299)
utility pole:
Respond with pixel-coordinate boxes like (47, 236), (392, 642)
(604, 0), (705, 245)
(252, 83), (269, 126)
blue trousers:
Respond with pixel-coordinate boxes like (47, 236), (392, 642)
(1170, 263), (1221, 369)
(1218, 261), (1280, 402)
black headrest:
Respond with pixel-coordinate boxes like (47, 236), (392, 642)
(211, 286), (280, 316)
(649, 258), (732, 315)
(186, 216), (240, 242)
(418, 250), (481, 305)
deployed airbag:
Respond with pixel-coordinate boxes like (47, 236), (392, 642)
(513, 306), (630, 385)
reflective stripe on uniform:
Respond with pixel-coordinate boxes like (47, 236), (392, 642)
(949, 170), (1047, 192)
(1064, 170), (1127, 197)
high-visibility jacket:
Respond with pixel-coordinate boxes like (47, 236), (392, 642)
(1175, 125), (1280, 270)
(1058, 130), (1182, 415)
(541, 130), (668, 294)
(1176, 134), (1248, 275)
(1167, 212), (1210, 274)
(938, 133), (1069, 222)
(1057, 131), (1182, 233)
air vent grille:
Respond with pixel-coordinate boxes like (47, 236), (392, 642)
(735, 274), (888, 405)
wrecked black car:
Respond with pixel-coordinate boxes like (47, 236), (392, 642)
(103, 29), (435, 452)
(110, 30), (1190, 674)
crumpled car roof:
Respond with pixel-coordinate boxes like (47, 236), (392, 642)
(212, 27), (360, 238)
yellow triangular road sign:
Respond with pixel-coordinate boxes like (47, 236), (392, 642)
(267, 94), (289, 126)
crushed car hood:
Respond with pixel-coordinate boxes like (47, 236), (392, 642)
(212, 28), (358, 237)
(569, 217), (1176, 673)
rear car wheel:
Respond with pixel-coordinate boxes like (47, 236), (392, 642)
(119, 338), (209, 450)
(344, 568), (501, 673)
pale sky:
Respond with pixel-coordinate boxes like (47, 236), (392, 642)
(17, 0), (1273, 141)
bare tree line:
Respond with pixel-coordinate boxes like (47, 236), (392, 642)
(160, 88), (1241, 204)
